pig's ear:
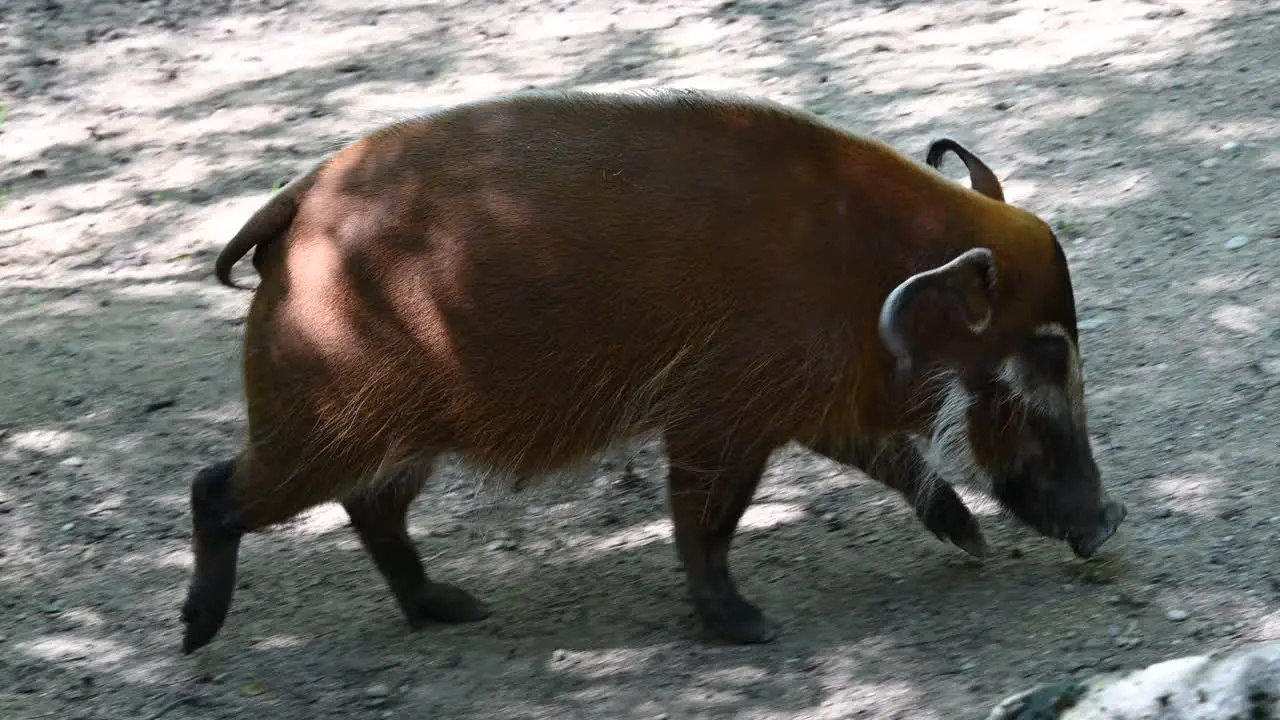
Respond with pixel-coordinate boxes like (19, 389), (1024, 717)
(878, 247), (998, 382)
(925, 137), (1006, 202)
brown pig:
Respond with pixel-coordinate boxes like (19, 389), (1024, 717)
(181, 88), (1127, 654)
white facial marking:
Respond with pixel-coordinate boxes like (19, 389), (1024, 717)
(913, 371), (993, 494)
(996, 322), (1085, 422)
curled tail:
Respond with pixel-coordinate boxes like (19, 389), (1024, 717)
(924, 137), (1005, 203)
(214, 167), (323, 289)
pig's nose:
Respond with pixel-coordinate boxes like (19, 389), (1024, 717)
(1102, 500), (1127, 529)
(1067, 499), (1127, 559)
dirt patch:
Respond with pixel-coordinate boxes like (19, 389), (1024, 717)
(1, 0), (1278, 718)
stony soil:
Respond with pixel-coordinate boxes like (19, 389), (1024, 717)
(1, 0), (1278, 718)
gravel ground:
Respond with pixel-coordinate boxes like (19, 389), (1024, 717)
(1, 0), (1278, 718)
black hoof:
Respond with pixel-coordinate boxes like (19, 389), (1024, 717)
(181, 581), (233, 655)
(408, 582), (492, 627)
(917, 484), (987, 558)
(181, 459), (244, 655)
(693, 594), (777, 645)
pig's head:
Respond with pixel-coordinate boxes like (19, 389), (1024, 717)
(877, 138), (1126, 558)
(965, 319), (1126, 559)
(878, 243), (1126, 559)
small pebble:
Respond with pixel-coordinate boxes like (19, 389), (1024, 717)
(143, 397), (176, 413)
(1220, 141), (1239, 153)
(1166, 609), (1189, 622)
(61, 522), (75, 532)
(61, 457), (85, 467)
(1200, 158), (1219, 168)
(1224, 235), (1249, 250)
(365, 683), (390, 698)
(241, 682), (268, 697)
(1193, 175), (1212, 185)
(1111, 589), (1151, 607)
(1078, 316), (1106, 330)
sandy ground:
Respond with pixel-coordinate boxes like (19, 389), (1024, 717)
(1, 0), (1278, 718)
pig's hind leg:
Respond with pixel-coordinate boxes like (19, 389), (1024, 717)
(342, 461), (492, 630)
(663, 432), (779, 645)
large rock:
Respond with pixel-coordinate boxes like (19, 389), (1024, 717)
(987, 641), (1280, 720)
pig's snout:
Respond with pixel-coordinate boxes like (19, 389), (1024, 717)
(1066, 499), (1127, 559)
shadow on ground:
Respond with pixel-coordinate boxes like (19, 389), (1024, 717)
(1, 0), (1278, 718)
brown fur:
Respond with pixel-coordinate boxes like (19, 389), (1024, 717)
(181, 88), (1092, 654)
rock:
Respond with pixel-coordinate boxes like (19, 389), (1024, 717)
(365, 683), (390, 698)
(986, 641), (1280, 720)
(143, 397), (176, 413)
(240, 682), (267, 697)
(1109, 587), (1151, 607)
(1077, 316), (1106, 330)
(1193, 175), (1213, 185)
(1166, 609), (1189, 622)
(1224, 235), (1249, 250)
(1220, 141), (1239, 153)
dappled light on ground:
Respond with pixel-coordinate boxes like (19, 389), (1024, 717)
(2, 0), (1278, 718)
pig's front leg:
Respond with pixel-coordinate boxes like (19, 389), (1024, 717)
(805, 435), (987, 558)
